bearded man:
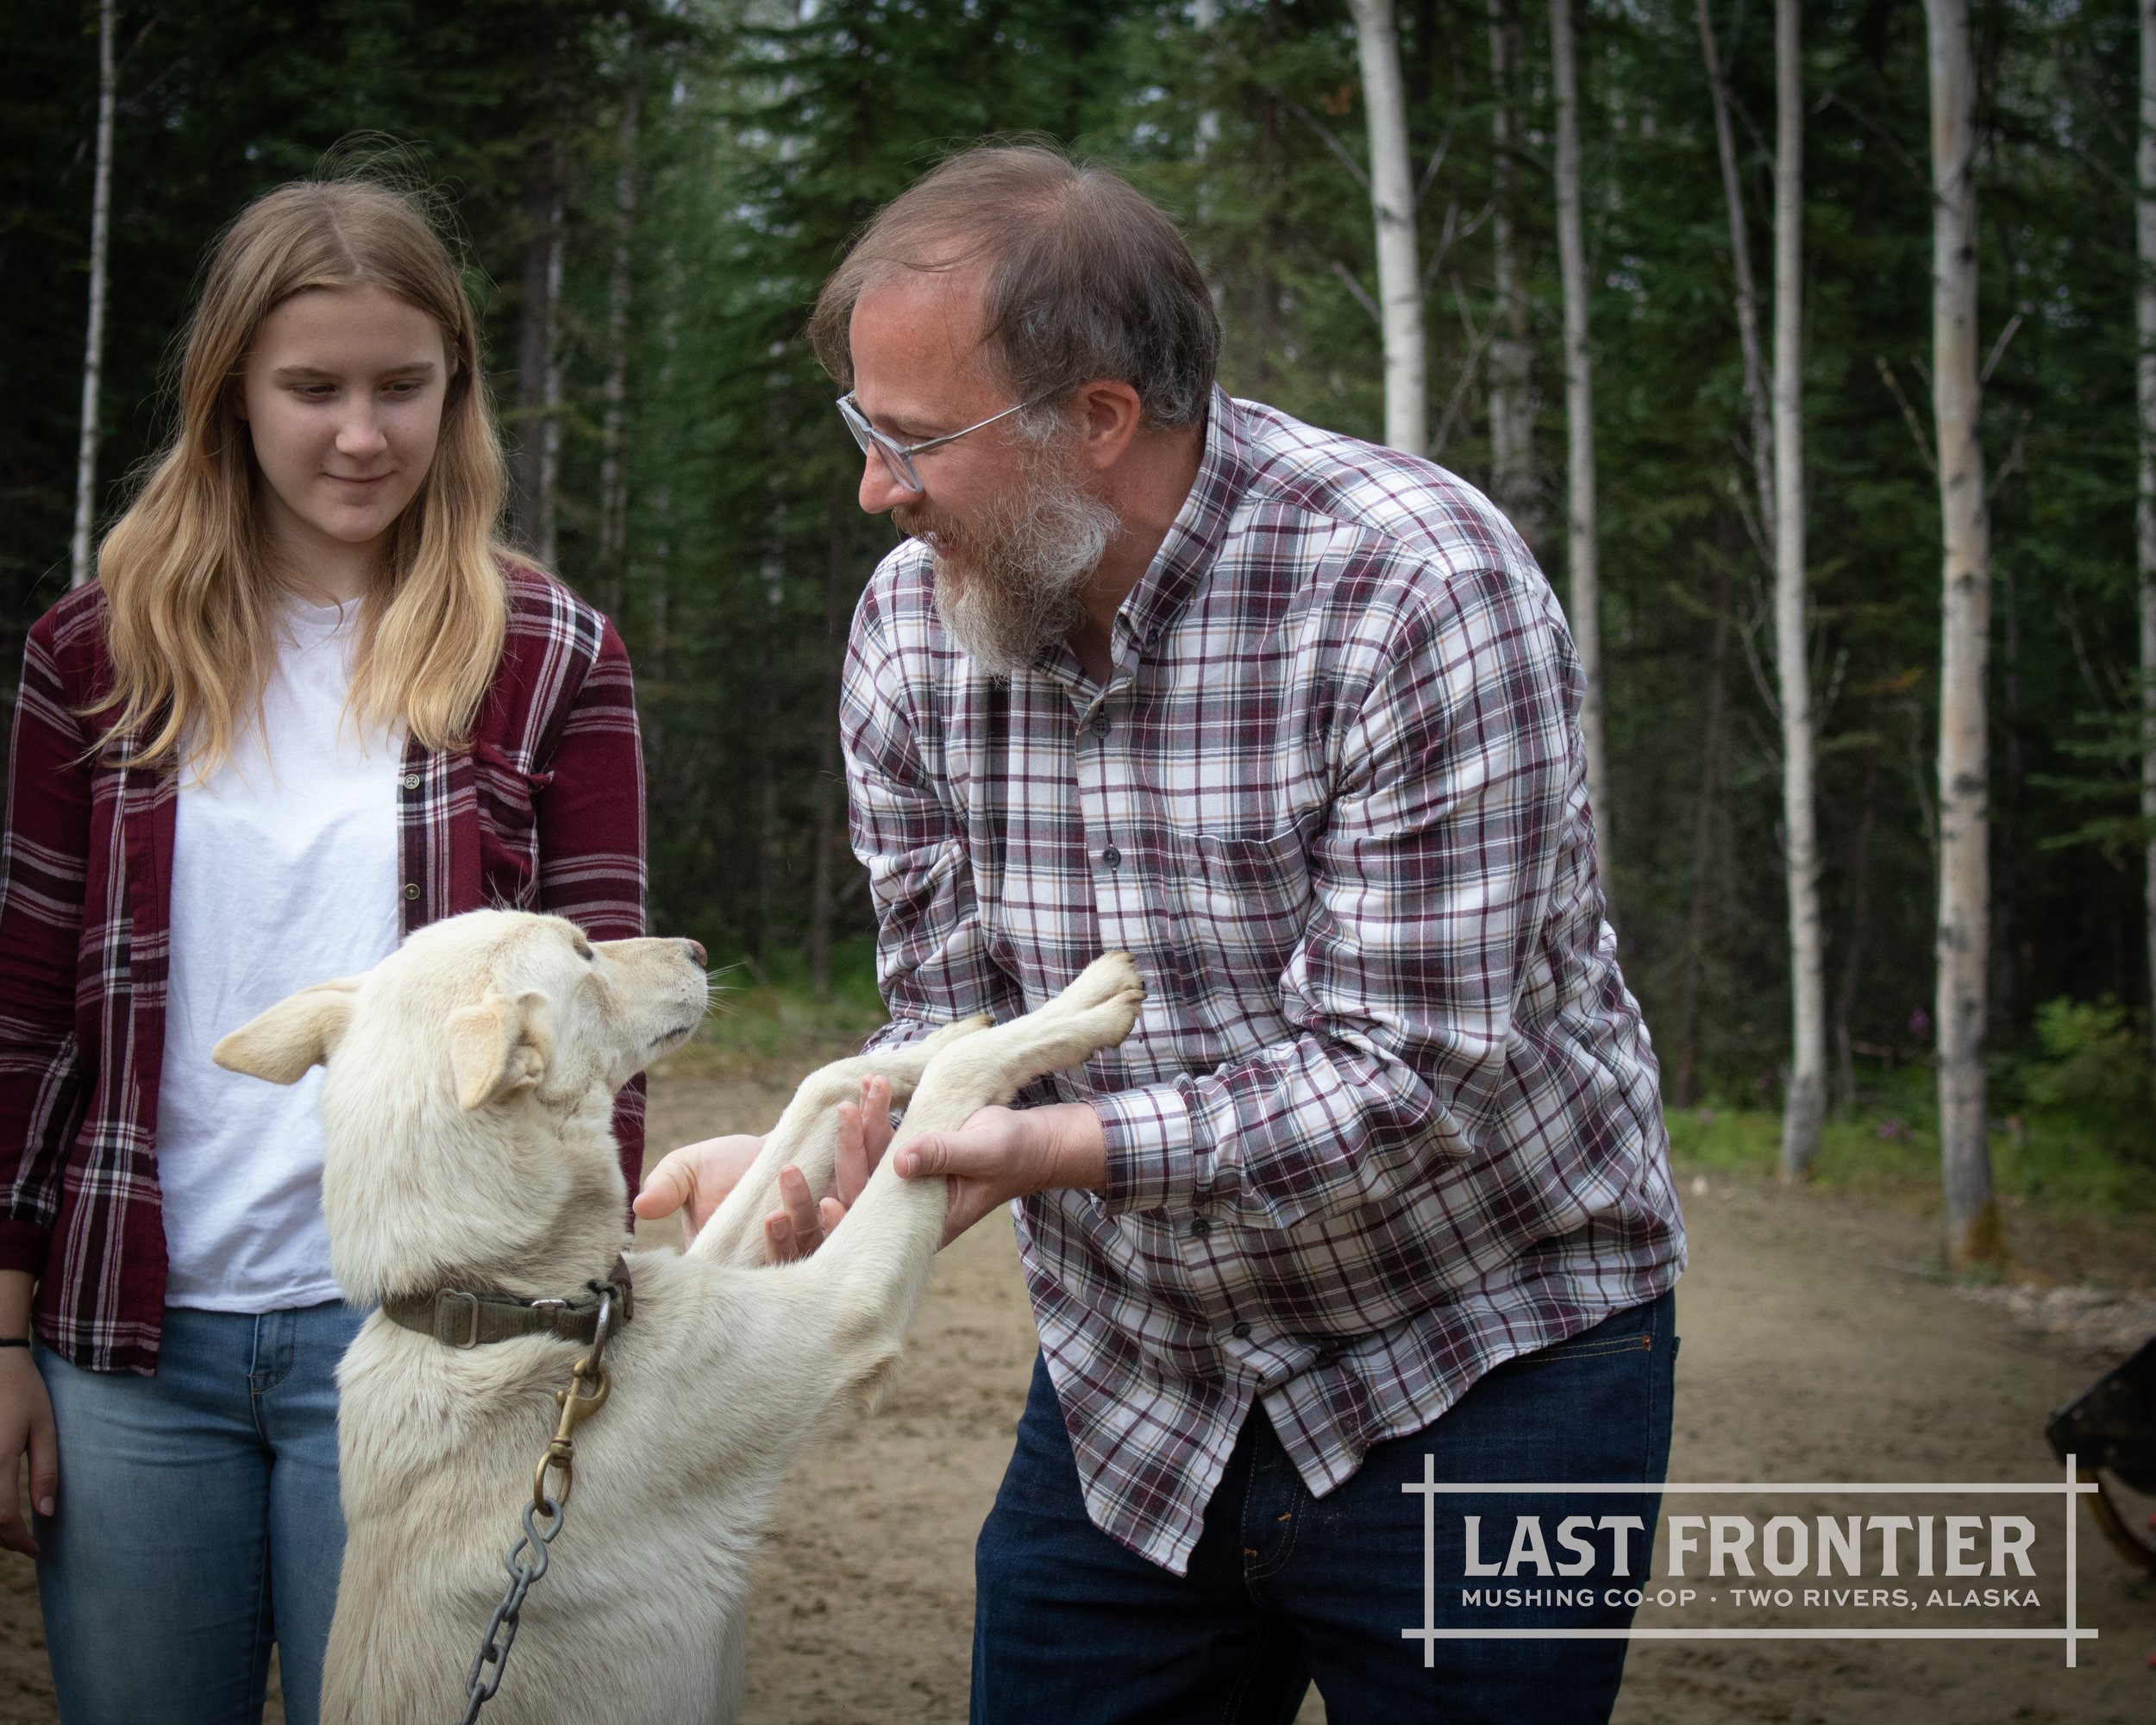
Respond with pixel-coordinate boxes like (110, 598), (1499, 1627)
(640, 144), (1686, 1724)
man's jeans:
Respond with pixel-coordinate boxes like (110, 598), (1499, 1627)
(974, 1291), (1676, 1724)
(34, 1301), (365, 1725)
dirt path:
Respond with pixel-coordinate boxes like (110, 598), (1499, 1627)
(0, 1071), (2148, 1722)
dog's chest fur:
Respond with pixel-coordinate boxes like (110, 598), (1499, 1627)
(329, 1257), (785, 1724)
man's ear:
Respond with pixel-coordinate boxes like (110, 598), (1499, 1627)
(1072, 377), (1144, 470)
(447, 989), (554, 1111)
(212, 978), (362, 1084)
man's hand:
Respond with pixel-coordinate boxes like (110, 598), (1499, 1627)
(632, 1076), (893, 1261)
(893, 1101), (1107, 1246)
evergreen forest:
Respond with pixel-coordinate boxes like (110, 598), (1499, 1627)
(6, 0), (2156, 1239)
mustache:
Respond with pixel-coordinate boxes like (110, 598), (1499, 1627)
(893, 502), (955, 544)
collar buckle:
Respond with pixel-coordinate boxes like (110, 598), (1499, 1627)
(439, 1288), (482, 1349)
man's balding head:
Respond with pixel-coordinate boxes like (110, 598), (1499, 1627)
(811, 144), (1219, 430)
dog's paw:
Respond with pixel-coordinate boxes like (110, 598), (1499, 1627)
(1057, 958), (1146, 1052)
(1045, 951), (1145, 1020)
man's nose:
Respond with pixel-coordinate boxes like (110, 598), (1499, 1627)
(857, 450), (920, 515)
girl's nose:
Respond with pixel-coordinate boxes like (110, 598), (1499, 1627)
(336, 409), (388, 458)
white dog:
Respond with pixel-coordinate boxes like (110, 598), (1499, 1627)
(212, 907), (1144, 1725)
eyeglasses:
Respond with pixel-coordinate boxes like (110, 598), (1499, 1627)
(837, 391), (1045, 493)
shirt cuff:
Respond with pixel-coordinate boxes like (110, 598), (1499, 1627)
(0, 1218), (50, 1279)
(1094, 1079), (1201, 1214)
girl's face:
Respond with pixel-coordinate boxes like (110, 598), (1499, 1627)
(239, 285), (451, 582)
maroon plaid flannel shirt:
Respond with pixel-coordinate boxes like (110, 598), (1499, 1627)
(843, 390), (1686, 1573)
(0, 566), (647, 1374)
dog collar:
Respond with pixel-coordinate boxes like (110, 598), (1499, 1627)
(379, 1255), (635, 1350)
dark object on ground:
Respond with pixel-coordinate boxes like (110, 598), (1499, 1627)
(2046, 1335), (2156, 1575)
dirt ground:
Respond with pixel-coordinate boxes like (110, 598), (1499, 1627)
(0, 1068), (2149, 1723)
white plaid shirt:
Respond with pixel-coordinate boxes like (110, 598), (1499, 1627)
(843, 390), (1685, 1574)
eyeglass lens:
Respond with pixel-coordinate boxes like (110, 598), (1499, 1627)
(841, 398), (920, 492)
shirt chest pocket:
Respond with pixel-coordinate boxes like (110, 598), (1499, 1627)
(1167, 823), (1313, 988)
(473, 740), (554, 907)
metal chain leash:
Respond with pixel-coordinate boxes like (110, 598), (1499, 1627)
(456, 1285), (618, 1723)
(456, 1495), (563, 1724)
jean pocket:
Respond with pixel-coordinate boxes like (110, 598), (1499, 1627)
(1514, 1329), (1657, 1366)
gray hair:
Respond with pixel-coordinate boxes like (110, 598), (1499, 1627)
(810, 143), (1219, 430)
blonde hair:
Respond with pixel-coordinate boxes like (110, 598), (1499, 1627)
(91, 178), (511, 770)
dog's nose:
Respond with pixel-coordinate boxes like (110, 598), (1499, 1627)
(682, 938), (707, 969)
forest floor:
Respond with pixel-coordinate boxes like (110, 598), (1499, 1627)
(0, 1059), (2150, 1724)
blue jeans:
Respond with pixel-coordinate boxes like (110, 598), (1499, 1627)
(34, 1302), (365, 1725)
(974, 1291), (1676, 1725)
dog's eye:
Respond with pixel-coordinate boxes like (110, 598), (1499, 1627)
(576, 942), (595, 962)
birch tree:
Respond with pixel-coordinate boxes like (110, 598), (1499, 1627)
(1924, 0), (2001, 1267)
(1487, 0), (1538, 540)
(598, 77), (642, 620)
(1695, 0), (1775, 543)
(69, 0), (116, 589)
(1771, 0), (1826, 1180)
(1345, 0), (1424, 456)
(513, 96), (567, 562)
(2140, 0), (2156, 1076)
(537, 187), (566, 569)
(1550, 0), (1609, 863)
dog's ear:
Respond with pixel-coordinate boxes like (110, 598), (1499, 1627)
(212, 979), (362, 1084)
(448, 989), (554, 1111)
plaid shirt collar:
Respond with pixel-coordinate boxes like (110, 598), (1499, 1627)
(1115, 387), (1257, 659)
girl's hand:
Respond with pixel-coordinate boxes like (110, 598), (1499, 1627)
(0, 1351), (56, 1558)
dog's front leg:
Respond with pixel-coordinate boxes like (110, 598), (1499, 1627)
(799, 954), (1144, 1405)
(688, 1017), (990, 1267)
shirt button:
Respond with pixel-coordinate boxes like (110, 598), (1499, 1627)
(1090, 712), (1111, 737)
(1232, 1321), (1252, 1339)
(1188, 1218), (1211, 1239)
(1101, 845), (1121, 869)
(401, 772), (422, 790)
(403, 882), (422, 901)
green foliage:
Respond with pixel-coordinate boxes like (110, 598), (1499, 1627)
(2015, 995), (2153, 1164)
(5, 0), (2156, 1197)
(1666, 1066), (2156, 1220)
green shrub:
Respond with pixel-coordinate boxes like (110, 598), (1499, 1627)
(2019, 997), (2152, 1167)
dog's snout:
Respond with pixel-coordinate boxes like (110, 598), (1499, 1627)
(681, 938), (707, 969)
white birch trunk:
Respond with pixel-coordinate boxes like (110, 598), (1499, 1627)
(1550, 0), (1609, 868)
(1772, 0), (1826, 1178)
(599, 81), (641, 618)
(1696, 0), (1776, 543)
(537, 185), (566, 569)
(1346, 0), (1426, 456)
(1486, 0), (1537, 539)
(2139, 0), (2156, 1074)
(1924, 0), (2000, 1267)
(69, 0), (116, 589)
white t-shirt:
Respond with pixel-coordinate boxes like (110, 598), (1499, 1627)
(158, 596), (402, 1310)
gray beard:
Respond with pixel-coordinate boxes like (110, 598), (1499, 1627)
(923, 461), (1120, 679)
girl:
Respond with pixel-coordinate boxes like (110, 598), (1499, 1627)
(0, 178), (647, 1723)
